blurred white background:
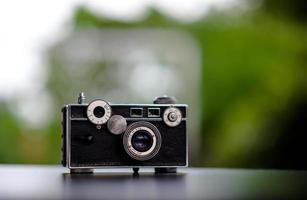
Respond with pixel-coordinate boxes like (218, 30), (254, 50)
(0, 0), (241, 127)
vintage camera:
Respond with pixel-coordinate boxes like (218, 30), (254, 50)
(61, 93), (188, 174)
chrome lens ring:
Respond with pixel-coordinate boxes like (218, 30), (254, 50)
(123, 121), (162, 161)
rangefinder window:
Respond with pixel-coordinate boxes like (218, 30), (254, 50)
(148, 108), (160, 117)
(130, 108), (143, 117)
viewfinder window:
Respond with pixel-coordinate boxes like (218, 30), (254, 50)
(130, 108), (143, 117)
(148, 108), (160, 117)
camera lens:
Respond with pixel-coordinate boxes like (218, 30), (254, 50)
(93, 106), (105, 118)
(123, 121), (162, 161)
(131, 131), (153, 152)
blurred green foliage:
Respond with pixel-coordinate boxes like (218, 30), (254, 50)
(263, 0), (307, 22)
(0, 0), (306, 168)
(68, 6), (307, 168)
(198, 14), (307, 167)
(0, 105), (20, 162)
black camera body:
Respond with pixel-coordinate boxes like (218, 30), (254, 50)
(61, 93), (188, 174)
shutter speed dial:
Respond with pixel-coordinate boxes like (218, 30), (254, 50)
(87, 99), (112, 126)
(163, 107), (182, 127)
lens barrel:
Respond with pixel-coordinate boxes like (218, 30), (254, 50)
(123, 121), (161, 161)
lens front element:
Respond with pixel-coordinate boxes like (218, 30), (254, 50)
(132, 130), (154, 152)
(123, 121), (161, 161)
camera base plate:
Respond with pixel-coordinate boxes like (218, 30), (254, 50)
(70, 169), (94, 174)
(154, 167), (177, 174)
